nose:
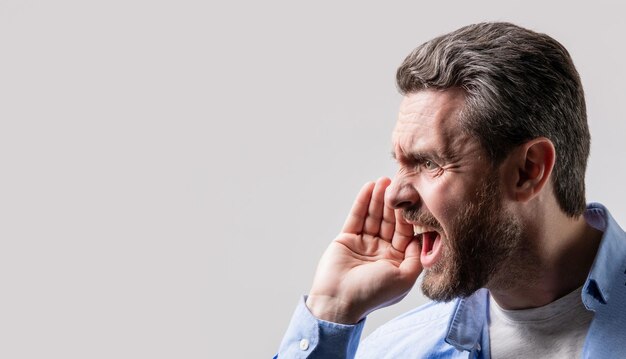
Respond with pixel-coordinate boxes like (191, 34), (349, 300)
(386, 174), (420, 210)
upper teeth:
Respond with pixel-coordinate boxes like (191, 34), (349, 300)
(413, 226), (428, 236)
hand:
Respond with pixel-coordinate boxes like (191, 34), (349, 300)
(306, 177), (422, 324)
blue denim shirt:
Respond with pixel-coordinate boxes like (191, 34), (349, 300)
(276, 203), (626, 358)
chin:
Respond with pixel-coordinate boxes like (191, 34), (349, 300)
(420, 267), (486, 302)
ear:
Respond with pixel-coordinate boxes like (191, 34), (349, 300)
(505, 138), (556, 203)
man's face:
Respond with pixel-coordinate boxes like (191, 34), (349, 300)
(388, 89), (526, 301)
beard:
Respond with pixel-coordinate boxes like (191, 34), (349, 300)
(404, 175), (532, 302)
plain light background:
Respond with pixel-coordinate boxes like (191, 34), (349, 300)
(1, 1), (625, 358)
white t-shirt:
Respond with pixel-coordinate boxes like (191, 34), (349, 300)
(489, 286), (593, 358)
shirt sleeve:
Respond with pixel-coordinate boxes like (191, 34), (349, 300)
(275, 296), (366, 359)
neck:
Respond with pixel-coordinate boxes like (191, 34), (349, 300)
(489, 203), (603, 310)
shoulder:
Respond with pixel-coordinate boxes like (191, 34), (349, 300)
(357, 299), (460, 357)
(371, 300), (457, 337)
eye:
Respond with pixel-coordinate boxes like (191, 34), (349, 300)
(423, 159), (439, 171)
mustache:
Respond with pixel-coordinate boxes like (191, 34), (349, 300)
(402, 208), (443, 232)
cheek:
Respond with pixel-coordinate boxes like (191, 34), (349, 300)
(419, 182), (451, 219)
(422, 179), (471, 222)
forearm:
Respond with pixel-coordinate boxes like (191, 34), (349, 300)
(276, 296), (365, 359)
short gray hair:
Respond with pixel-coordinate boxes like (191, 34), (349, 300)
(397, 22), (589, 216)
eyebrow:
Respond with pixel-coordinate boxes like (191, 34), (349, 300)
(390, 149), (449, 164)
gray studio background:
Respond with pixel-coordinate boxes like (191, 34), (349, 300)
(1, 1), (625, 358)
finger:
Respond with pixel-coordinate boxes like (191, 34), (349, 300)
(363, 177), (391, 236)
(391, 209), (415, 252)
(399, 239), (423, 281)
(379, 187), (396, 241)
(342, 181), (375, 234)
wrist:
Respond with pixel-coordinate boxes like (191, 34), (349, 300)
(305, 294), (362, 324)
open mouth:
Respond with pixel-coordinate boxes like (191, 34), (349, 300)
(414, 226), (443, 268)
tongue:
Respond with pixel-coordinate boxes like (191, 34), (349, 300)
(420, 231), (442, 268)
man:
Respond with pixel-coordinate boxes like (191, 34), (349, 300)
(276, 22), (626, 358)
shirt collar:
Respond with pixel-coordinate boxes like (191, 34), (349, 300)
(582, 203), (625, 309)
(444, 288), (489, 352)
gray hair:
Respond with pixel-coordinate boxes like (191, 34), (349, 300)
(397, 22), (589, 216)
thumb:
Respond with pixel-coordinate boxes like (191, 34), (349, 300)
(399, 239), (422, 280)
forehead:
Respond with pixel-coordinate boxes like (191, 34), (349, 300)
(392, 89), (475, 158)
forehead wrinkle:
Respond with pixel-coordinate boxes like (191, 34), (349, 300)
(398, 100), (437, 123)
(394, 105), (454, 147)
(397, 110), (436, 132)
(398, 99), (460, 130)
(393, 90), (473, 164)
